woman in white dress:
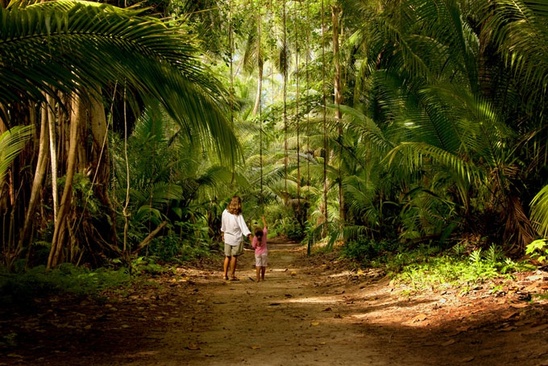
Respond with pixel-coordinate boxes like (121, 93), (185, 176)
(220, 196), (252, 281)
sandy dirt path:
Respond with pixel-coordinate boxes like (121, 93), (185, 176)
(103, 242), (548, 366)
(152, 244), (391, 366)
(2, 241), (547, 366)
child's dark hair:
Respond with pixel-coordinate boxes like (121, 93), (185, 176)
(254, 227), (263, 237)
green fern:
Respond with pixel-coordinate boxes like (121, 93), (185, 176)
(526, 239), (548, 264)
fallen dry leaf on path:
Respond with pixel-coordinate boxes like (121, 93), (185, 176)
(440, 339), (456, 346)
(186, 343), (200, 350)
(412, 313), (428, 322)
(501, 311), (519, 320)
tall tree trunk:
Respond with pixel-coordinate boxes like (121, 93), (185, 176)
(253, 9), (264, 203)
(88, 88), (117, 249)
(47, 89), (117, 268)
(48, 94), (81, 269)
(18, 103), (49, 252)
(332, 5), (345, 227)
(252, 62), (263, 116)
(48, 95), (59, 224)
(282, 0), (289, 203)
(321, 0), (329, 237)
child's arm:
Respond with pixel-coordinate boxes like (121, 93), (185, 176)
(262, 215), (267, 229)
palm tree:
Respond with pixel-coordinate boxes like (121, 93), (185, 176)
(0, 0), (240, 268)
(346, 0), (547, 250)
(473, 0), (548, 240)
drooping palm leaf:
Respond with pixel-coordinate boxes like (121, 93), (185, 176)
(387, 142), (477, 203)
(475, 0), (548, 110)
(0, 0), (240, 164)
(531, 185), (548, 238)
(0, 125), (33, 185)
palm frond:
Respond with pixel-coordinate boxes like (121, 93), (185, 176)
(387, 141), (478, 206)
(0, 125), (34, 185)
(531, 185), (548, 237)
(476, 0), (548, 108)
(0, 0), (240, 164)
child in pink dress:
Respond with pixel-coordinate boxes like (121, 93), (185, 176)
(251, 216), (268, 282)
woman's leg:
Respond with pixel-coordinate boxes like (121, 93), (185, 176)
(230, 256), (238, 279)
(223, 256), (230, 280)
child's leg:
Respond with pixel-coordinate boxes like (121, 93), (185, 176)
(260, 253), (268, 280)
(256, 265), (261, 282)
(255, 255), (261, 282)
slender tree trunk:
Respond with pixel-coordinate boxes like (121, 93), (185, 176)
(48, 94), (81, 269)
(48, 95), (59, 224)
(88, 88), (117, 248)
(252, 61), (263, 116)
(133, 221), (168, 255)
(321, 0), (329, 237)
(282, 0), (288, 203)
(332, 5), (345, 227)
(122, 88), (131, 260)
(47, 86), (118, 268)
(18, 103), (49, 251)
(253, 9), (264, 203)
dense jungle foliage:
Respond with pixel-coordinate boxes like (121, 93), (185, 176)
(1, 0), (548, 284)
